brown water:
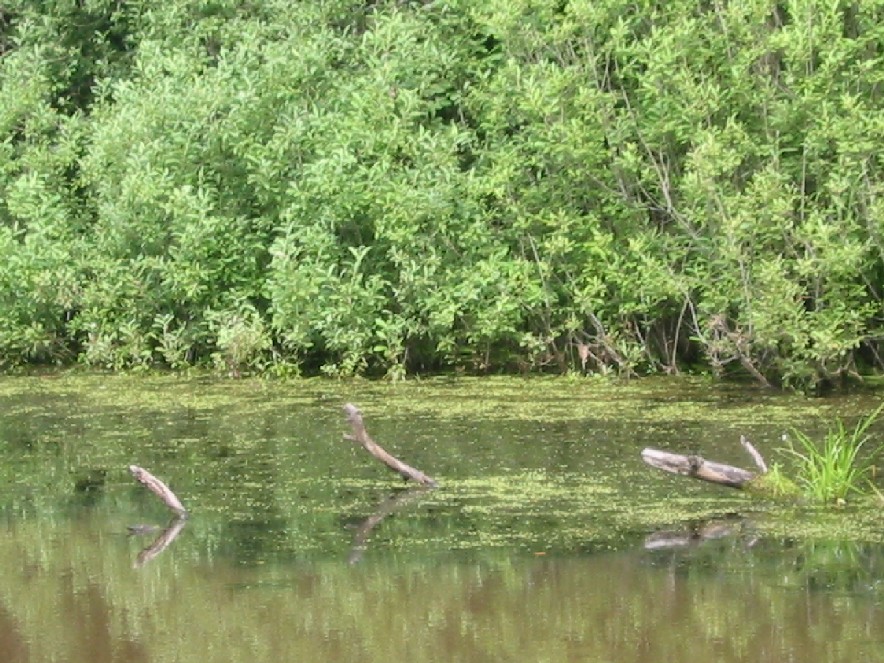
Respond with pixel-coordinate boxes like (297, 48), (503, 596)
(0, 374), (881, 662)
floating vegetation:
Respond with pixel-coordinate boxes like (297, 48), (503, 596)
(746, 463), (802, 500)
(0, 372), (863, 426)
(0, 372), (881, 558)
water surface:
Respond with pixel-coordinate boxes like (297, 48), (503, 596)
(0, 374), (881, 662)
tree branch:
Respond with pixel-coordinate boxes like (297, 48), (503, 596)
(342, 403), (439, 488)
(129, 465), (188, 517)
(740, 435), (768, 474)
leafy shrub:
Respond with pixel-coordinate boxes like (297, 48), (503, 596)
(207, 303), (272, 376)
(0, 0), (880, 387)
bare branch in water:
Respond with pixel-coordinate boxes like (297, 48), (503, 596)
(740, 435), (769, 474)
(342, 403), (439, 488)
(129, 465), (188, 517)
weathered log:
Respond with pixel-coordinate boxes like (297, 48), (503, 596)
(641, 436), (773, 490)
(342, 403), (439, 488)
(129, 465), (188, 517)
(641, 448), (757, 488)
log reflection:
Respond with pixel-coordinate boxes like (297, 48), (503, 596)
(643, 517), (748, 551)
(348, 487), (430, 565)
(132, 516), (188, 568)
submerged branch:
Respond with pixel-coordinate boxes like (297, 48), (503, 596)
(129, 465), (188, 517)
(342, 403), (439, 488)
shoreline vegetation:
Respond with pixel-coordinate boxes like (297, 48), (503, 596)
(1, 2), (884, 391)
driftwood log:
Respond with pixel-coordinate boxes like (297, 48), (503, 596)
(127, 466), (188, 567)
(129, 465), (188, 517)
(641, 436), (767, 489)
(343, 403), (439, 488)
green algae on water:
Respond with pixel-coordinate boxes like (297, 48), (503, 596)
(0, 372), (882, 553)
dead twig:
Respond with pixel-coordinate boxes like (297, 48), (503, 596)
(740, 435), (768, 474)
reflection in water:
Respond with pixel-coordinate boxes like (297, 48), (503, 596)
(0, 375), (881, 662)
(348, 487), (432, 564)
(644, 516), (753, 550)
(132, 516), (188, 568)
(0, 514), (881, 663)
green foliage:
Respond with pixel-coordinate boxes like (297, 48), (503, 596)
(207, 301), (272, 376)
(782, 404), (884, 503)
(0, 0), (882, 385)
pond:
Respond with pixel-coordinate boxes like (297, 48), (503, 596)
(0, 373), (881, 662)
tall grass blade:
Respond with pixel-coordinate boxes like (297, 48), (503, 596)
(782, 403), (883, 503)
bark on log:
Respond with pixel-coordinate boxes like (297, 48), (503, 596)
(342, 403), (439, 488)
(641, 448), (757, 488)
(129, 465), (188, 517)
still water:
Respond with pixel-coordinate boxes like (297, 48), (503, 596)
(0, 374), (881, 662)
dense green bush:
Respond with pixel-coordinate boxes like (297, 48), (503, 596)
(0, 0), (882, 388)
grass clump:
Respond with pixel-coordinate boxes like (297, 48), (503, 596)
(746, 462), (802, 499)
(782, 403), (883, 504)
